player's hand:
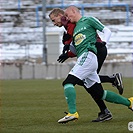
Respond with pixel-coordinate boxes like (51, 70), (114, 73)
(62, 32), (71, 44)
(95, 41), (106, 48)
(62, 44), (70, 54)
(57, 53), (69, 63)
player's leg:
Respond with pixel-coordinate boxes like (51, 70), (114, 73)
(85, 83), (112, 122)
(58, 74), (82, 123)
(102, 90), (133, 110)
(58, 52), (110, 123)
(77, 80), (113, 122)
(97, 45), (123, 94)
(86, 83), (133, 121)
(87, 82), (133, 111)
(78, 51), (112, 122)
(96, 44), (107, 73)
(59, 75), (112, 123)
(100, 73), (123, 95)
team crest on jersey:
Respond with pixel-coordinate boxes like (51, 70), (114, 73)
(75, 34), (86, 45)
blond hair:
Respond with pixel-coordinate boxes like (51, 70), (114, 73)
(49, 8), (64, 17)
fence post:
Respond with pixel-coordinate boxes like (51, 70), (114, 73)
(18, 0), (21, 11)
(36, 6), (40, 27)
(125, 4), (129, 26)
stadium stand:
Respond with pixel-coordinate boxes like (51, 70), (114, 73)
(0, 0), (133, 63)
(0, 0), (132, 79)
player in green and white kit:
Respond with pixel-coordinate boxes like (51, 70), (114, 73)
(73, 16), (103, 57)
(57, 6), (133, 124)
(69, 16), (105, 88)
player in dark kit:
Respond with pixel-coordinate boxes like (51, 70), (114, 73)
(49, 8), (124, 122)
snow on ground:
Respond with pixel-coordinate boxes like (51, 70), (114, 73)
(0, 25), (133, 62)
(1, 45), (132, 61)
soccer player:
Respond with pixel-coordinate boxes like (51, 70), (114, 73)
(49, 8), (123, 122)
(49, 8), (123, 94)
(55, 6), (133, 123)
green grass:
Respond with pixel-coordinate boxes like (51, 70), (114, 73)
(1, 78), (133, 133)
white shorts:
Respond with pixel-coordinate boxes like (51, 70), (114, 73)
(69, 51), (101, 88)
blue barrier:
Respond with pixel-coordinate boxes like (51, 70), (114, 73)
(16, 0), (130, 26)
(36, 3), (130, 27)
(18, 0), (21, 11)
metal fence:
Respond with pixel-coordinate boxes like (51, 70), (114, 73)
(36, 2), (130, 27)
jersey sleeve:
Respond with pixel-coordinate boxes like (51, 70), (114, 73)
(88, 17), (105, 32)
(67, 51), (76, 57)
(64, 22), (76, 45)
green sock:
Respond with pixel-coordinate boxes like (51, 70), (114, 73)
(64, 84), (76, 114)
(102, 90), (130, 107)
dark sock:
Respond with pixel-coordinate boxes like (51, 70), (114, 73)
(95, 99), (107, 113)
(85, 83), (107, 113)
(99, 75), (115, 83)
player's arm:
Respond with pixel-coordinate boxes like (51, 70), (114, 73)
(68, 51), (76, 57)
(101, 27), (111, 43)
(63, 22), (75, 45)
(58, 21), (76, 63)
(95, 26), (111, 48)
(57, 51), (76, 63)
(95, 34), (106, 48)
(96, 34), (102, 42)
(58, 40), (77, 63)
(58, 43), (77, 63)
(89, 17), (112, 43)
(62, 22), (76, 54)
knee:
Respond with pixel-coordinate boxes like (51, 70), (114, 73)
(62, 74), (83, 87)
(62, 79), (70, 86)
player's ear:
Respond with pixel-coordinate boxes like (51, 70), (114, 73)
(72, 9), (75, 13)
(72, 8), (77, 14)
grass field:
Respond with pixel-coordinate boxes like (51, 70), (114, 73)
(1, 78), (133, 133)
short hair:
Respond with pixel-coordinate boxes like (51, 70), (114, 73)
(66, 6), (80, 13)
(49, 8), (64, 17)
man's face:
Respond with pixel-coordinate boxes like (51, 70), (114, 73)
(50, 13), (63, 27)
(65, 9), (75, 23)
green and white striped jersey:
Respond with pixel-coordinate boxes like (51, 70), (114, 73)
(73, 16), (105, 57)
